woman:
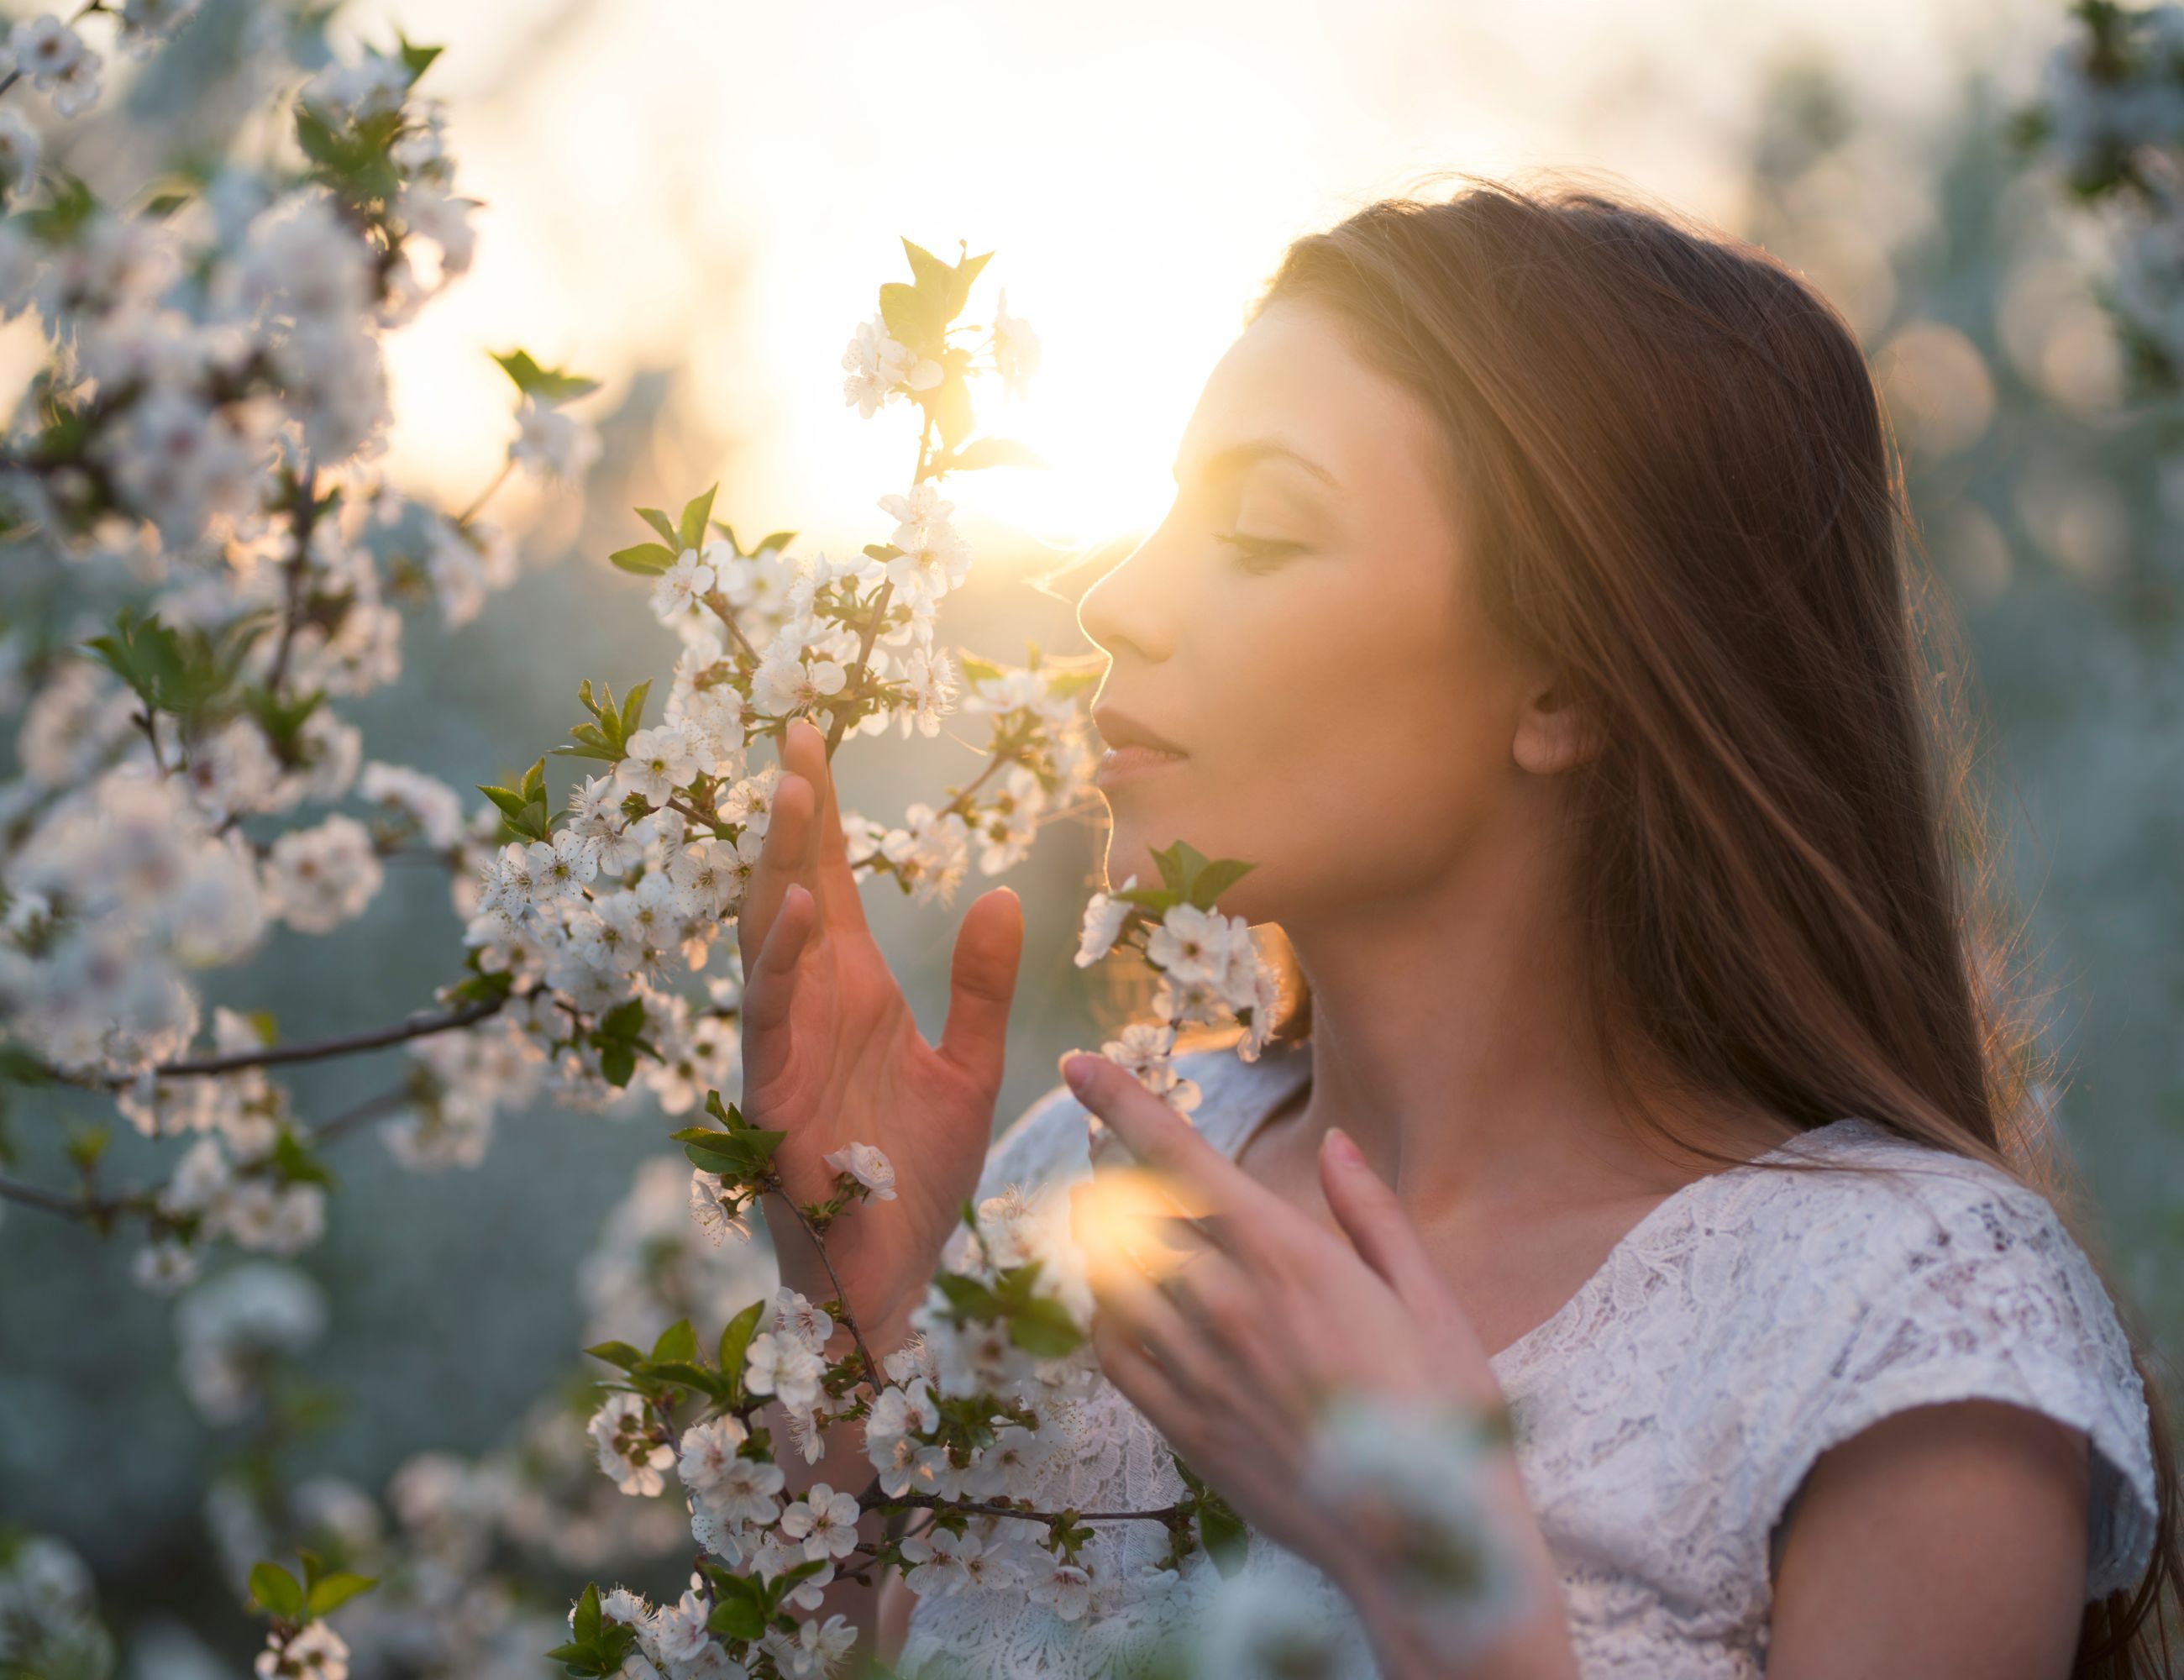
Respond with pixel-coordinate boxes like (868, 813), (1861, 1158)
(733, 176), (2180, 1677)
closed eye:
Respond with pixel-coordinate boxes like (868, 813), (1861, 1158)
(1212, 531), (1308, 572)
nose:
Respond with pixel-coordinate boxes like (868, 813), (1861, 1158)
(1076, 530), (1177, 666)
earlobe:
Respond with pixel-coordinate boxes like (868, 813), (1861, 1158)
(1512, 686), (1604, 774)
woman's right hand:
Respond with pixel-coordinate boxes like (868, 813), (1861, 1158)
(732, 719), (1025, 1358)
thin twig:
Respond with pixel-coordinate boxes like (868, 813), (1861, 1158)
(265, 458), (318, 698)
(0, 1173), (131, 1222)
(307, 1082), (413, 1146)
(457, 459), (513, 528)
(701, 589), (761, 665)
(775, 1191), (882, 1396)
(821, 412), (933, 760)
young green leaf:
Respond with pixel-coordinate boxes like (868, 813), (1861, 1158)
(248, 1561), (305, 1620)
(678, 484), (719, 552)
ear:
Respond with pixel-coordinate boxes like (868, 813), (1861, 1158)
(1511, 675), (1604, 775)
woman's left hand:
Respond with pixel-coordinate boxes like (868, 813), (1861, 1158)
(1058, 1053), (1518, 1571)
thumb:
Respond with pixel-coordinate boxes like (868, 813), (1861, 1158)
(1318, 1126), (1444, 1308)
(937, 886), (1023, 1086)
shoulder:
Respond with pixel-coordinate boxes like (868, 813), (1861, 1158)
(1733, 1119), (2157, 1601)
(974, 1037), (1304, 1205)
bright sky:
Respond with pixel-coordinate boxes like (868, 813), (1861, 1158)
(344, 0), (2063, 572)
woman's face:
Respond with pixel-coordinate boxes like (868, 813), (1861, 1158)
(1077, 297), (1550, 926)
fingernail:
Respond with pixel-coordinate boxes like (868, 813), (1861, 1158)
(1326, 1126), (1362, 1165)
(1063, 1053), (1098, 1096)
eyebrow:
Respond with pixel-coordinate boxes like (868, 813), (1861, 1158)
(1170, 439), (1340, 491)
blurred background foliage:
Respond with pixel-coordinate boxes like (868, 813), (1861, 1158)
(4, 0), (2182, 1671)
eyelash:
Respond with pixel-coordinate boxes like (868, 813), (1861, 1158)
(1212, 531), (1306, 572)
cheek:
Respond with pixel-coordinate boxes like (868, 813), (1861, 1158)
(1103, 572), (1508, 905)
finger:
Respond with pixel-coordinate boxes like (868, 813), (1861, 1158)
(736, 768), (816, 976)
(1062, 1052), (1285, 1252)
(742, 883), (816, 1045)
(1087, 1308), (1201, 1452)
(936, 886), (1022, 1089)
(780, 719), (870, 937)
(1083, 1243), (1315, 1461)
(1079, 1225), (1234, 1405)
(1317, 1126), (1449, 1311)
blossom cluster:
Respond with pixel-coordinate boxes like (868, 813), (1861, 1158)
(2024, 2), (2184, 384)
(1072, 838), (1282, 1148)
(558, 1137), (1152, 1677)
(0, 1529), (116, 1679)
(0, 13), (610, 1290)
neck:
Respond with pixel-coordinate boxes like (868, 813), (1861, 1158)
(1273, 816), (1700, 1222)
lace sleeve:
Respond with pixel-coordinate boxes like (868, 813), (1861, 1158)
(1751, 1163), (2159, 1603)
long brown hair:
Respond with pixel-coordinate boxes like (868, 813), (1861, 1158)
(1195, 171), (2178, 1673)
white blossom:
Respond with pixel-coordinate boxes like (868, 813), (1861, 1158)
(821, 1140), (896, 1201)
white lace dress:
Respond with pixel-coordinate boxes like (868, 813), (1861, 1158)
(896, 1039), (2160, 1679)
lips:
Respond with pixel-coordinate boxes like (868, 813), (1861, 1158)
(1092, 707), (1188, 757)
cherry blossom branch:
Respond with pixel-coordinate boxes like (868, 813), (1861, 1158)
(0, 1080), (418, 1229)
(858, 1489), (1191, 1527)
(24, 993), (514, 1089)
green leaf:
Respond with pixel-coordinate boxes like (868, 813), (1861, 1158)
(634, 506), (680, 546)
(609, 542), (677, 576)
(707, 1591), (768, 1642)
(572, 1582), (602, 1645)
(23, 174), (97, 244)
(878, 281), (937, 357)
(618, 680), (650, 741)
(717, 1298), (766, 1377)
(641, 1358), (725, 1397)
(599, 1042), (634, 1089)
(271, 1129), (334, 1190)
(520, 758), (547, 806)
(478, 784), (530, 820)
(901, 236), (954, 301)
(753, 530), (796, 555)
(396, 32), (443, 82)
(585, 1340), (646, 1370)
(948, 249), (994, 320)
(1045, 667), (1100, 700)
(1198, 1502), (1250, 1577)
(303, 1572), (377, 1618)
(1115, 886), (1179, 914)
(490, 349), (601, 407)
(678, 484), (720, 552)
(1007, 1296), (1083, 1357)
(935, 1272), (1000, 1320)
(1186, 858), (1256, 911)
(248, 1561), (304, 1620)
(651, 1318), (697, 1363)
